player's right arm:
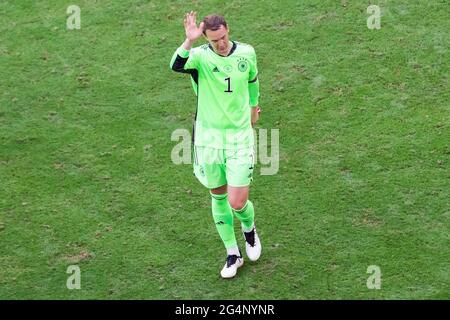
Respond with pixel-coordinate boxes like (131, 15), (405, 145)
(169, 11), (205, 72)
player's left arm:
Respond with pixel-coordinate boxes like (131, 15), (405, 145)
(248, 47), (260, 127)
(251, 106), (260, 127)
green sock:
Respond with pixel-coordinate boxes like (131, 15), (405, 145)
(233, 200), (255, 232)
(210, 192), (237, 249)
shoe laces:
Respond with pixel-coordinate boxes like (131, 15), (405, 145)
(244, 228), (256, 247)
(226, 254), (241, 268)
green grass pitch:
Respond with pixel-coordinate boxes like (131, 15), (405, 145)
(0, 0), (449, 299)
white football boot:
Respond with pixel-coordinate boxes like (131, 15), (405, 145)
(242, 226), (261, 261)
(220, 251), (244, 279)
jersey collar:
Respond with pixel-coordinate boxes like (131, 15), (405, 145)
(208, 41), (237, 57)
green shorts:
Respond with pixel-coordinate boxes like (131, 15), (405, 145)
(193, 146), (255, 189)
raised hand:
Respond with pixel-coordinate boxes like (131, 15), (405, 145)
(184, 11), (205, 42)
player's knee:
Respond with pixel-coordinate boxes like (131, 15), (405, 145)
(228, 197), (247, 211)
(210, 184), (227, 195)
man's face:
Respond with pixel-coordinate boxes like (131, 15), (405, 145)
(204, 25), (230, 56)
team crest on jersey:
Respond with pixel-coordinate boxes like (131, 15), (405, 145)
(237, 57), (249, 72)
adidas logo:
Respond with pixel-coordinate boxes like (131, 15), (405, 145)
(212, 66), (219, 72)
(215, 221), (225, 225)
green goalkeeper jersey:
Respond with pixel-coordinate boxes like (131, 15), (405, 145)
(170, 41), (260, 149)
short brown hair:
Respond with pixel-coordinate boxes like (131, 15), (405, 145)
(202, 14), (227, 35)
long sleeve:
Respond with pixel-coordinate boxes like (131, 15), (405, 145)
(169, 45), (200, 95)
(170, 46), (199, 73)
(248, 48), (259, 107)
(248, 77), (259, 107)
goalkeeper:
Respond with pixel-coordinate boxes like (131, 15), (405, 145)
(170, 11), (262, 279)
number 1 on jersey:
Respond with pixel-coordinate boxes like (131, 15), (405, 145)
(224, 77), (233, 93)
